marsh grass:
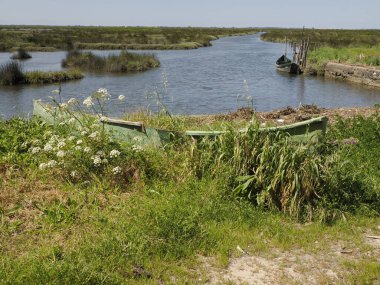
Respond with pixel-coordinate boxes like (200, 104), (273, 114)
(0, 61), (83, 85)
(0, 26), (257, 51)
(306, 46), (380, 75)
(0, 61), (25, 85)
(24, 69), (84, 84)
(62, 50), (160, 73)
(124, 110), (250, 131)
(261, 29), (380, 48)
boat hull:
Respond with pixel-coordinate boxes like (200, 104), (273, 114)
(33, 100), (328, 146)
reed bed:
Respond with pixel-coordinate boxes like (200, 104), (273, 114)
(61, 50), (160, 72)
(0, 61), (83, 85)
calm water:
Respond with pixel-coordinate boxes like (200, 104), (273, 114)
(1, 34), (380, 118)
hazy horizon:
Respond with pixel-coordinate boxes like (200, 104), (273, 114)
(0, 0), (379, 29)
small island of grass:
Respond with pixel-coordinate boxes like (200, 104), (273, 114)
(61, 50), (160, 73)
(0, 61), (83, 85)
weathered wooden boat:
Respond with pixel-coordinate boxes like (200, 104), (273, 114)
(33, 100), (328, 147)
(276, 54), (292, 72)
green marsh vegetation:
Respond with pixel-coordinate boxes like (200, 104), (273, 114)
(0, 61), (83, 85)
(0, 25), (258, 51)
(62, 50), (160, 73)
(1, 91), (380, 283)
(10, 48), (32, 60)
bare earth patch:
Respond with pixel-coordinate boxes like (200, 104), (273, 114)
(202, 232), (380, 285)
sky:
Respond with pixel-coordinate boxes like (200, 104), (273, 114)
(0, 0), (379, 29)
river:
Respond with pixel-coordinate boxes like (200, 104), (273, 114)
(1, 33), (379, 118)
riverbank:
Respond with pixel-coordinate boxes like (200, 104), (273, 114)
(1, 104), (379, 284)
(0, 26), (258, 51)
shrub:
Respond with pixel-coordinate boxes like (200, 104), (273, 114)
(10, 48), (32, 60)
(0, 61), (25, 85)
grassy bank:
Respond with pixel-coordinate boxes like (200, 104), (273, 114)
(307, 46), (380, 75)
(0, 25), (257, 51)
(62, 50), (160, 73)
(0, 95), (379, 283)
(0, 61), (83, 85)
(261, 28), (380, 75)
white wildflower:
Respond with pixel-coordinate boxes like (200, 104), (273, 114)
(92, 155), (102, 166)
(89, 131), (99, 139)
(112, 166), (122, 175)
(21, 141), (28, 148)
(39, 163), (48, 170)
(57, 150), (65, 158)
(59, 122), (65, 126)
(67, 98), (78, 105)
(32, 139), (41, 145)
(83, 96), (94, 107)
(118, 94), (125, 101)
(132, 145), (143, 152)
(47, 160), (57, 168)
(76, 139), (83, 145)
(93, 88), (111, 100)
(109, 149), (120, 158)
(30, 147), (41, 154)
(49, 135), (59, 144)
(75, 146), (82, 151)
(81, 131), (88, 136)
(57, 141), (66, 149)
(68, 118), (76, 124)
(70, 171), (77, 177)
(68, 136), (76, 142)
(96, 150), (105, 157)
(59, 103), (68, 109)
(84, 147), (91, 153)
(44, 143), (53, 152)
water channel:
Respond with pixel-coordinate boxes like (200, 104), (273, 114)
(1, 33), (379, 118)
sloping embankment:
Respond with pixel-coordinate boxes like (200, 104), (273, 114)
(325, 62), (380, 88)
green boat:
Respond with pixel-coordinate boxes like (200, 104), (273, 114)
(33, 100), (328, 147)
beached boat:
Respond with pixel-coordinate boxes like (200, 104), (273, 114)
(33, 100), (328, 147)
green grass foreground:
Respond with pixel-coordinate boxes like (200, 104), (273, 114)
(1, 106), (380, 283)
(0, 61), (83, 85)
(0, 25), (257, 51)
(62, 50), (160, 73)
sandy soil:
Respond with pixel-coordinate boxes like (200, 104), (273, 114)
(202, 230), (380, 285)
